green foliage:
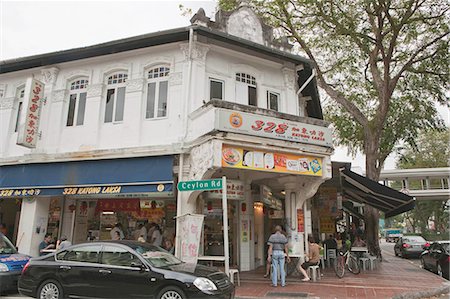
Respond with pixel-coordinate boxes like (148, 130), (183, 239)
(397, 128), (450, 168)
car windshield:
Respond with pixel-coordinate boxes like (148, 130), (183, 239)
(132, 244), (182, 268)
(0, 234), (17, 254)
(403, 236), (425, 243)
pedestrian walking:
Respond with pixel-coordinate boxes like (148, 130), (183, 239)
(267, 225), (290, 287)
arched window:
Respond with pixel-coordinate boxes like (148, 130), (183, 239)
(67, 78), (89, 126)
(236, 73), (257, 106)
(14, 88), (25, 132)
(105, 72), (128, 123)
(146, 66), (169, 118)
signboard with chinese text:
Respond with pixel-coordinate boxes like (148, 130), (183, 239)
(205, 180), (244, 200)
(297, 209), (304, 232)
(217, 109), (332, 147)
(178, 214), (204, 264)
(17, 78), (45, 148)
(222, 145), (323, 176)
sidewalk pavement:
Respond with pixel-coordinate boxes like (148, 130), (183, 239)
(234, 253), (449, 299)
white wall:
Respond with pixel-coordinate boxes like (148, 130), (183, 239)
(17, 197), (51, 257)
(0, 42), (300, 162)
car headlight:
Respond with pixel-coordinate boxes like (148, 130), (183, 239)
(0, 263), (9, 272)
(193, 277), (217, 291)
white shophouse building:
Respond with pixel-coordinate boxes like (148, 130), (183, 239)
(0, 6), (333, 271)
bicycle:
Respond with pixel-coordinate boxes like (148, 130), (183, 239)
(334, 249), (360, 278)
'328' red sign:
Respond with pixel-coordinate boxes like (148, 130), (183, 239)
(251, 120), (288, 134)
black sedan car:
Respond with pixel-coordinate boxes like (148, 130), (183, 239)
(394, 236), (429, 258)
(420, 241), (449, 280)
(19, 240), (234, 299)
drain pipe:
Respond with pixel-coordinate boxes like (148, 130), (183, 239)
(175, 27), (194, 259)
(296, 68), (316, 96)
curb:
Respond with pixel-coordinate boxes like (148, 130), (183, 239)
(392, 282), (450, 299)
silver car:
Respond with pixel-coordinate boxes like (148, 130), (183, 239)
(394, 236), (429, 258)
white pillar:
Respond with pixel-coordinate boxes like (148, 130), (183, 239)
(17, 197), (51, 257)
(239, 179), (254, 271)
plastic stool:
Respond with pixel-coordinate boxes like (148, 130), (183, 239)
(368, 256), (377, 270)
(359, 257), (369, 271)
(229, 269), (240, 286)
(308, 265), (321, 282)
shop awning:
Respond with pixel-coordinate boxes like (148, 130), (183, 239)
(340, 169), (415, 218)
(0, 156), (174, 197)
(342, 201), (365, 219)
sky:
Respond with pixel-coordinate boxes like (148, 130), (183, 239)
(1, 1), (448, 171)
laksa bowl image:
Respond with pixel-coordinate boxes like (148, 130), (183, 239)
(222, 148), (242, 166)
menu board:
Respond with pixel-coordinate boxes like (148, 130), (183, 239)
(221, 145), (322, 176)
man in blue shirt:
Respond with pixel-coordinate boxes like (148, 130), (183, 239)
(267, 225), (290, 287)
(39, 234), (55, 256)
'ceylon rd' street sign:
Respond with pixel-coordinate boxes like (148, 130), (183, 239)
(177, 179), (222, 191)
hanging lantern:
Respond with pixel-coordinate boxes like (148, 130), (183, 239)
(241, 202), (247, 213)
(207, 201), (213, 211)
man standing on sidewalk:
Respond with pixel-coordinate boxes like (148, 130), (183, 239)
(267, 225), (290, 287)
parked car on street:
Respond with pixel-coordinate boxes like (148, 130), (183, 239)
(19, 240), (235, 299)
(394, 236), (429, 258)
(420, 241), (449, 280)
(0, 233), (30, 294)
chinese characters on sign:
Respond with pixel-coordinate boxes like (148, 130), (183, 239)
(178, 214), (204, 264)
(222, 144), (323, 176)
(297, 209), (304, 232)
(217, 109), (333, 147)
(206, 180), (244, 200)
(0, 189), (41, 197)
(17, 78), (45, 148)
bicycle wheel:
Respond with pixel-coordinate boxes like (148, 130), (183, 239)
(348, 256), (360, 275)
(334, 255), (345, 278)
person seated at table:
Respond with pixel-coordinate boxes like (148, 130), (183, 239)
(297, 235), (320, 282)
(39, 234), (55, 256)
(352, 235), (366, 247)
(56, 235), (71, 250)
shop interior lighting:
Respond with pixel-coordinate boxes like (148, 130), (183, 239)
(102, 211), (114, 215)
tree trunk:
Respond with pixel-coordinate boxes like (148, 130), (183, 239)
(365, 138), (382, 257)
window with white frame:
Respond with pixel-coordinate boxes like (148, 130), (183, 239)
(267, 91), (280, 111)
(14, 88), (25, 132)
(105, 72), (128, 123)
(235, 73), (257, 106)
(67, 78), (89, 126)
(209, 78), (224, 100)
(146, 66), (169, 119)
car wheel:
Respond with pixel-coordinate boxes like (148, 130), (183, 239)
(158, 286), (186, 299)
(437, 264), (443, 277)
(38, 279), (63, 299)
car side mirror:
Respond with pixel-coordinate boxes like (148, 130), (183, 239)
(131, 262), (146, 272)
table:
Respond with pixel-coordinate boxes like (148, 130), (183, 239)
(197, 256), (226, 267)
(351, 247), (368, 253)
(41, 249), (56, 254)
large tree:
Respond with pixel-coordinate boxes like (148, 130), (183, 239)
(219, 0), (449, 255)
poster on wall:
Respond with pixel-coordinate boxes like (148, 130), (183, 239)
(297, 209), (304, 232)
(178, 214), (204, 265)
(222, 145), (322, 176)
